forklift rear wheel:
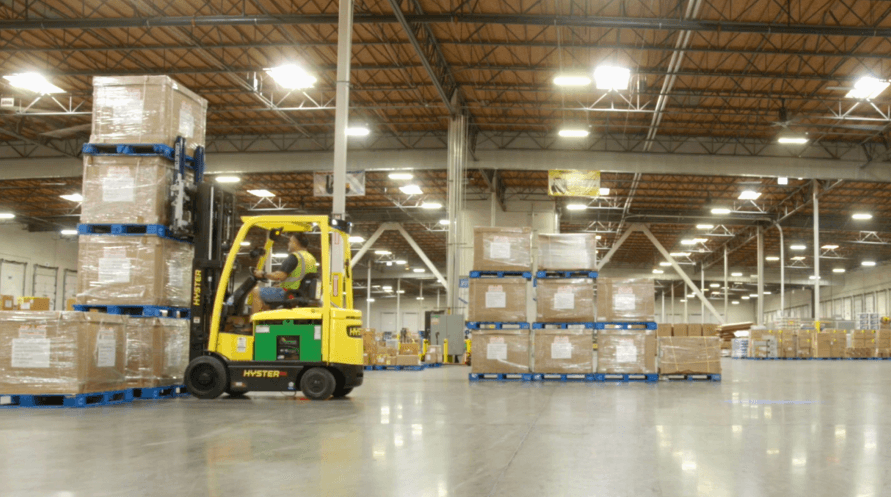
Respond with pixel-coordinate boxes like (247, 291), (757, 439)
(185, 356), (228, 399)
(300, 367), (336, 400)
(332, 387), (353, 398)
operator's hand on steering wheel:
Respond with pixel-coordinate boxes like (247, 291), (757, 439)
(253, 269), (267, 281)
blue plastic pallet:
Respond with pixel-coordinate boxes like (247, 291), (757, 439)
(537, 373), (594, 382)
(535, 270), (598, 279)
(661, 374), (722, 382)
(82, 143), (196, 163)
(73, 304), (190, 319)
(532, 322), (595, 330)
(466, 322), (530, 330)
(594, 322), (658, 330)
(469, 270), (532, 279)
(425, 363), (443, 368)
(0, 389), (134, 408)
(77, 223), (191, 243)
(469, 373), (539, 381)
(808, 358), (844, 360)
(592, 373), (659, 382)
(371, 365), (427, 371)
(132, 384), (189, 400)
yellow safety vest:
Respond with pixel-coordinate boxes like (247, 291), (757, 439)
(281, 250), (318, 290)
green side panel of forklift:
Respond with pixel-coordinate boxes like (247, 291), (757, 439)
(253, 321), (323, 362)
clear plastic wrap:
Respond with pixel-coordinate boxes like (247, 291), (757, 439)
(160, 318), (188, 385)
(124, 317), (188, 388)
(81, 155), (174, 225)
(0, 311), (126, 394)
(596, 277), (656, 322)
(596, 329), (656, 374)
(532, 328), (593, 374)
(658, 337), (721, 374)
(731, 338), (749, 358)
(76, 235), (193, 307)
(425, 345), (444, 364)
(91, 75), (207, 155)
(473, 227), (532, 271)
(467, 277), (527, 323)
(471, 330), (530, 373)
(535, 278), (595, 323)
(537, 233), (598, 271)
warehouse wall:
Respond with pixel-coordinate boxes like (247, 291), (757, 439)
(0, 224), (79, 308)
(359, 296), (444, 333)
(656, 297), (756, 324)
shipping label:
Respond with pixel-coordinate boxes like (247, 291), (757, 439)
(551, 337), (573, 359)
(98, 257), (132, 284)
(487, 342), (508, 360)
(11, 338), (51, 368)
(615, 338), (638, 363)
(553, 290), (575, 310)
(485, 287), (507, 309)
(18, 325), (47, 339)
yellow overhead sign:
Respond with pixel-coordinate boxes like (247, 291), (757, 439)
(548, 170), (601, 197)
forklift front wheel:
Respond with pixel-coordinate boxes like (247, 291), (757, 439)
(300, 367), (337, 401)
(185, 356), (228, 399)
(332, 387), (353, 398)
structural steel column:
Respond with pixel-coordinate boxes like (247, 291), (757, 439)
(700, 266), (705, 324)
(757, 226), (764, 325)
(366, 264), (372, 326)
(723, 247), (728, 321)
(446, 110), (468, 311)
(813, 182), (820, 321)
(671, 285), (675, 324)
(661, 291), (665, 322)
(777, 224), (785, 318)
(331, 0), (354, 217)
(396, 278), (402, 333)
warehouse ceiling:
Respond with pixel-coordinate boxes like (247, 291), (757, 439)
(2, 0), (891, 298)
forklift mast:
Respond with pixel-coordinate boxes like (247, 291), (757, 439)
(189, 181), (238, 362)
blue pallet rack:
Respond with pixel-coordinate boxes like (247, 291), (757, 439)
(469, 270), (532, 279)
(537, 373), (594, 382)
(77, 223), (191, 243)
(469, 372), (539, 381)
(532, 322), (595, 330)
(83, 136), (205, 188)
(466, 322), (530, 330)
(535, 270), (598, 279)
(366, 365), (427, 371)
(592, 373), (659, 382)
(594, 322), (658, 331)
(73, 304), (190, 319)
(0, 389), (134, 408)
(661, 374), (722, 382)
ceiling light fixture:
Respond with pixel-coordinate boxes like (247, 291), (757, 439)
(711, 208), (731, 215)
(846, 76), (890, 100)
(394, 260), (407, 265)
(669, 252), (690, 258)
(709, 283), (720, 288)
(652, 269), (664, 274)
(696, 224), (714, 230)
(566, 204), (588, 211)
(265, 64), (316, 89)
(659, 262), (672, 267)
(374, 250), (391, 255)
(388, 172), (413, 180)
(599, 187), (610, 195)
(553, 75), (592, 86)
(809, 275), (821, 280)
(778, 177), (788, 185)
(382, 286), (393, 291)
(766, 256), (780, 261)
(0, 213), (15, 219)
(4, 72), (64, 94)
(367, 298), (376, 302)
(852, 213), (873, 220)
(863, 261), (877, 267)
(739, 190), (761, 200)
(558, 128), (590, 138)
(348, 236), (365, 243)
(791, 256), (806, 261)
(833, 268), (846, 273)
(60, 229), (77, 236)
(732, 301), (740, 305)
(346, 126), (370, 137)
(215, 176), (241, 183)
(593, 65), (631, 90)
(731, 272), (743, 277)
(742, 296), (750, 300)
(420, 202), (442, 209)
(247, 189), (275, 197)
(240, 241), (251, 247)
(60, 193), (83, 202)
(790, 244), (806, 250)
(438, 219), (450, 225)
(821, 244), (839, 250)
(399, 185), (423, 195)
(679, 299), (686, 303)
(778, 136), (808, 145)
(413, 268), (425, 273)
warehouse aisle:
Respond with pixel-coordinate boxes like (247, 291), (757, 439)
(1, 360), (889, 496)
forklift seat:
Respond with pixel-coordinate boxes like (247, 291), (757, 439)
(263, 273), (321, 310)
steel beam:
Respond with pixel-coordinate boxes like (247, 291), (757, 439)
(331, 0), (354, 218)
(350, 224), (389, 268)
(393, 223), (448, 288)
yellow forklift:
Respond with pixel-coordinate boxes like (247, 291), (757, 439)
(184, 203), (363, 400)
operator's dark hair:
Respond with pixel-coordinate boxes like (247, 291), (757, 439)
(290, 232), (310, 249)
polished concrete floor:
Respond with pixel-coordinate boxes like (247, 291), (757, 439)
(2, 358), (890, 496)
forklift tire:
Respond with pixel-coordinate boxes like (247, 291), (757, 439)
(185, 356), (228, 399)
(300, 367), (337, 401)
(332, 387), (353, 398)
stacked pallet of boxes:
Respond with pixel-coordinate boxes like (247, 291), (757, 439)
(469, 227), (532, 376)
(596, 278), (659, 377)
(531, 234), (597, 377)
(652, 322), (721, 376)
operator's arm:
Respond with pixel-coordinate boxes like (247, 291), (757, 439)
(253, 254), (298, 282)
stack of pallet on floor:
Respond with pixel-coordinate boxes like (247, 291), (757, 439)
(362, 328), (428, 370)
(531, 234), (597, 380)
(468, 227), (533, 379)
(653, 322), (723, 373)
(595, 277), (660, 381)
(716, 322), (752, 351)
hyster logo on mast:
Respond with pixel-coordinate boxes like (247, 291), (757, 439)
(242, 370), (286, 378)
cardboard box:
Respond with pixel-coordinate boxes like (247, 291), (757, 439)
(426, 345), (444, 364)
(673, 324), (688, 337)
(467, 278), (527, 323)
(81, 155), (176, 225)
(596, 278), (655, 322)
(396, 355), (420, 366)
(532, 328), (593, 374)
(847, 347), (875, 359)
(687, 324), (702, 337)
(399, 342), (420, 355)
(537, 233), (598, 271)
(702, 324), (718, 336)
(91, 75), (207, 155)
(0, 311), (126, 394)
(0, 295), (15, 311)
(658, 337), (722, 375)
(535, 278), (595, 323)
(124, 317), (188, 388)
(830, 333), (846, 358)
(64, 298), (76, 311)
(17, 297), (50, 311)
(76, 235), (193, 307)
(814, 333), (833, 358)
(473, 227), (532, 271)
(362, 330), (377, 356)
(657, 324), (672, 337)
(471, 330), (530, 373)
(596, 329), (656, 374)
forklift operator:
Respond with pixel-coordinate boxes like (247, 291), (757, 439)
(251, 233), (318, 313)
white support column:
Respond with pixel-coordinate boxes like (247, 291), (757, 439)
(700, 266), (705, 324)
(671, 285), (675, 324)
(396, 278), (402, 333)
(446, 111), (468, 311)
(723, 247), (728, 321)
(331, 0), (353, 218)
(757, 226), (764, 325)
(813, 182), (821, 322)
(366, 264), (372, 327)
(777, 223), (785, 318)
(661, 291), (665, 322)
(350, 223), (389, 269)
(684, 291), (688, 322)
(437, 289), (441, 308)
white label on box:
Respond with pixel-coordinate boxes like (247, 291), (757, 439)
(101, 175), (135, 203)
(96, 336), (116, 367)
(614, 288), (636, 311)
(616, 338), (638, 363)
(551, 338), (573, 359)
(485, 290), (507, 309)
(167, 260), (184, 289)
(554, 292), (575, 310)
(487, 342), (508, 360)
(11, 338), (51, 368)
(103, 246), (127, 258)
(19, 302), (30, 310)
(18, 325), (47, 339)
(164, 339), (179, 369)
(237, 336), (247, 353)
(489, 242), (511, 261)
(113, 89), (144, 126)
(178, 103), (195, 137)
(98, 257), (132, 283)
(4, 300), (12, 309)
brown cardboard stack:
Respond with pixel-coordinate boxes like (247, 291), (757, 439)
(847, 330), (876, 358)
(877, 330), (891, 357)
(467, 278), (527, 323)
(672, 324), (688, 337)
(703, 324), (718, 336)
(0, 311), (126, 394)
(659, 337), (721, 374)
(596, 278), (655, 322)
(362, 329), (377, 365)
(473, 227), (532, 271)
(91, 75), (207, 155)
(814, 332), (833, 358)
(796, 330), (814, 358)
(656, 324), (672, 337)
(124, 317), (188, 388)
(0, 295), (14, 311)
(17, 297), (51, 311)
(81, 155), (177, 225)
(688, 324), (702, 337)
(537, 233), (598, 271)
(425, 345), (444, 364)
(596, 329), (657, 374)
(535, 278), (595, 322)
(471, 330), (530, 373)
(748, 330), (778, 358)
(399, 342), (420, 355)
(396, 355), (420, 366)
(532, 329), (593, 374)
(75, 235), (193, 307)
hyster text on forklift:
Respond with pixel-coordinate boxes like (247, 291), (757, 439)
(183, 189), (363, 401)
